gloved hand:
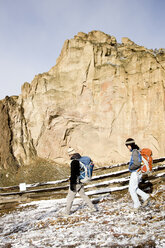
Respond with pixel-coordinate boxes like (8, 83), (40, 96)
(70, 183), (76, 192)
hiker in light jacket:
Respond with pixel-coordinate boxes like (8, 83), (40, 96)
(65, 148), (96, 215)
(125, 138), (150, 210)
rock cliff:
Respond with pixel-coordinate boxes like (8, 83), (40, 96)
(0, 30), (165, 168)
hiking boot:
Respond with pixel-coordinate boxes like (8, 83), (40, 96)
(60, 211), (70, 217)
(142, 196), (150, 207)
(130, 206), (142, 213)
(89, 206), (99, 213)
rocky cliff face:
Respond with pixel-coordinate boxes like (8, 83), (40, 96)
(1, 31), (165, 168)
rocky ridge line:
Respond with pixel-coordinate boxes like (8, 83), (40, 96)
(0, 30), (165, 170)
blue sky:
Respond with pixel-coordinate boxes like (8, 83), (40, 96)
(0, 0), (165, 100)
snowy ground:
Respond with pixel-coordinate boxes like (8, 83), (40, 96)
(0, 185), (164, 248)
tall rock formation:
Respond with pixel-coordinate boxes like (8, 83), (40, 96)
(0, 31), (165, 168)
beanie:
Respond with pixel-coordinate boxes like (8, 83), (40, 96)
(67, 147), (76, 155)
(125, 138), (135, 146)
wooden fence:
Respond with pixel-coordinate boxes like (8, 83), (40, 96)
(0, 157), (165, 204)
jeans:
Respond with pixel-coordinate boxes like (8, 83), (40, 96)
(129, 171), (149, 208)
(65, 183), (95, 214)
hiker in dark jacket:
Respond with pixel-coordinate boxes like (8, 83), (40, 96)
(125, 138), (150, 210)
(65, 148), (96, 215)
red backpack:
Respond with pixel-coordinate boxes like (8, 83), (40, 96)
(140, 148), (153, 173)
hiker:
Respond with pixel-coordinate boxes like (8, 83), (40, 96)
(125, 138), (150, 210)
(65, 148), (96, 215)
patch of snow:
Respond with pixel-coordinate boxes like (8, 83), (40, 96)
(92, 168), (129, 180)
(0, 186), (164, 248)
(85, 177), (129, 188)
(87, 185), (128, 195)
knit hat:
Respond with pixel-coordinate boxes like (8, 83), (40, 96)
(67, 147), (76, 155)
(125, 138), (135, 146)
(70, 153), (81, 160)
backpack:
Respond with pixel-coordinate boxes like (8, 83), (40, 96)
(79, 156), (94, 183)
(129, 149), (142, 172)
(140, 148), (153, 173)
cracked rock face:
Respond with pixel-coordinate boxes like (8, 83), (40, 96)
(0, 30), (165, 168)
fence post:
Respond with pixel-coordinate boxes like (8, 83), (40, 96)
(19, 183), (26, 192)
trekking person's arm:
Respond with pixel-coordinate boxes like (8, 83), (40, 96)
(90, 160), (94, 176)
(129, 150), (141, 170)
(70, 160), (80, 191)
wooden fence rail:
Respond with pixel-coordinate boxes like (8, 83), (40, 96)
(1, 157), (165, 192)
(0, 161), (164, 199)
